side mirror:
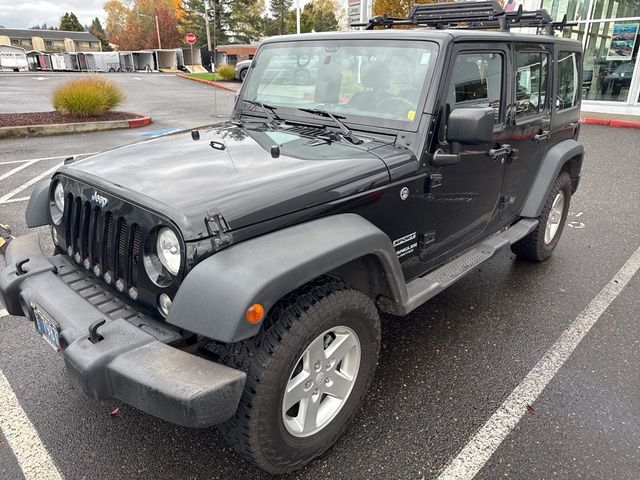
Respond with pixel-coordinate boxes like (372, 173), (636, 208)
(433, 107), (495, 167)
(447, 107), (495, 145)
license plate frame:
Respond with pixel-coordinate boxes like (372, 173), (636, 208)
(33, 304), (61, 352)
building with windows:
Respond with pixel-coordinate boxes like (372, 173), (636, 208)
(473, 0), (640, 117)
(511, 0), (640, 115)
(0, 28), (102, 54)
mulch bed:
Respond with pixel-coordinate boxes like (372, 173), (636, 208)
(0, 111), (142, 128)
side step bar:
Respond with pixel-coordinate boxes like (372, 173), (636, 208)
(398, 218), (538, 314)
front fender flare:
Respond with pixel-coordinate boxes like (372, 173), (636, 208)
(166, 214), (407, 343)
(25, 181), (51, 228)
(520, 139), (584, 218)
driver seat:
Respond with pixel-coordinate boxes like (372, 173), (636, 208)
(348, 61), (392, 111)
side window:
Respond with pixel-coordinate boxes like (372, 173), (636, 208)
(557, 51), (580, 110)
(447, 52), (503, 123)
(515, 52), (549, 117)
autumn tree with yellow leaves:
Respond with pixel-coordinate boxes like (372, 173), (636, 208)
(372, 0), (442, 19)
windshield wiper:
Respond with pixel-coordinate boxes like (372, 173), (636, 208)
(297, 108), (363, 145)
(242, 99), (281, 128)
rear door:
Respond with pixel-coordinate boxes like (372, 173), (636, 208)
(500, 43), (553, 219)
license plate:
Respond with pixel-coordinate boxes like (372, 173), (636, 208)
(33, 305), (61, 352)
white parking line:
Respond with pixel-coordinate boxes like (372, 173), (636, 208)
(0, 153), (96, 166)
(1, 197), (30, 204)
(437, 244), (640, 480)
(0, 163), (62, 204)
(0, 160), (39, 181)
(0, 308), (8, 318)
(0, 371), (63, 480)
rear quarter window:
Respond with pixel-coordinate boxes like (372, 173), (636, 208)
(557, 51), (581, 110)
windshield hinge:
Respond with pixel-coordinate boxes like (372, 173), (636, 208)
(425, 173), (443, 194)
(205, 209), (233, 248)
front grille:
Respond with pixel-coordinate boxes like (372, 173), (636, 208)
(63, 192), (141, 294)
(55, 175), (183, 316)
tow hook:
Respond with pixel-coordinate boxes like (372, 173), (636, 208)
(15, 258), (30, 276)
(89, 319), (107, 344)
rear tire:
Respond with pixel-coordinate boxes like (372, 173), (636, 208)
(511, 172), (572, 262)
(239, 68), (248, 81)
(218, 277), (381, 473)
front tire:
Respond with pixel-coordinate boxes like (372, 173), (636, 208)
(511, 172), (572, 262)
(218, 278), (381, 473)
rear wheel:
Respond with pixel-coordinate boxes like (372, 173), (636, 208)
(239, 68), (248, 81)
(511, 172), (572, 262)
(218, 278), (381, 473)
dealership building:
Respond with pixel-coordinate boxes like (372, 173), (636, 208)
(533, 0), (640, 116)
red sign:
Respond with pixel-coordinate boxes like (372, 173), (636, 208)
(186, 33), (197, 45)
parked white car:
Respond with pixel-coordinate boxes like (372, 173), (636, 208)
(234, 59), (252, 81)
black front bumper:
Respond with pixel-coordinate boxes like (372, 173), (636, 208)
(0, 233), (246, 428)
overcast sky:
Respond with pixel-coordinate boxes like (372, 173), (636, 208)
(0, 0), (106, 29)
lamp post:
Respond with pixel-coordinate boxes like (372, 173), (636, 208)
(138, 13), (162, 49)
(204, 0), (213, 71)
(296, 0), (301, 34)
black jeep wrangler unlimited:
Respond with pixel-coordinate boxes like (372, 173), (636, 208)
(0, 1), (584, 474)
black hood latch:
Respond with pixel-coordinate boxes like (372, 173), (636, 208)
(206, 209), (233, 249)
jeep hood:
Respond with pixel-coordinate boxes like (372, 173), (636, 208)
(61, 123), (412, 240)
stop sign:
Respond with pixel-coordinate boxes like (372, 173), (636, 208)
(186, 33), (196, 44)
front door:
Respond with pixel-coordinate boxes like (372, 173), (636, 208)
(420, 45), (510, 265)
(501, 44), (553, 219)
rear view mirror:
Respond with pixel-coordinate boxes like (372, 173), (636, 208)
(447, 107), (495, 144)
(433, 107), (495, 167)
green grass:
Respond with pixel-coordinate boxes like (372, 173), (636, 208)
(184, 72), (224, 81)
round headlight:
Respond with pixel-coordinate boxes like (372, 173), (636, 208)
(50, 182), (65, 225)
(156, 227), (181, 276)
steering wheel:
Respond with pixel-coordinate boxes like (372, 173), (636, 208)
(375, 96), (415, 115)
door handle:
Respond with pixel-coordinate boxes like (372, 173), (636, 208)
(533, 131), (550, 143)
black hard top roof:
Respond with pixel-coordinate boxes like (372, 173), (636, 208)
(261, 29), (582, 48)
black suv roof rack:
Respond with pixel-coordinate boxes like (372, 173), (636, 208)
(350, 0), (576, 36)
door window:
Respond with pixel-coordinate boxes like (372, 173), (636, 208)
(447, 52), (503, 123)
(515, 52), (549, 117)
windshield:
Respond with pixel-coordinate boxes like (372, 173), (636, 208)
(239, 39), (438, 128)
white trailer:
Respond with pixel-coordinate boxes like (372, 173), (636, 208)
(118, 52), (135, 72)
(154, 49), (179, 71)
(62, 53), (74, 71)
(0, 45), (28, 72)
(50, 53), (66, 71)
(89, 51), (121, 72)
(132, 51), (155, 71)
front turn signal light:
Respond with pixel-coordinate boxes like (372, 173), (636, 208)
(245, 304), (265, 324)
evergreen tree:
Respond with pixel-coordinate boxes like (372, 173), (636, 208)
(60, 12), (84, 32)
(90, 17), (113, 51)
(270, 0), (293, 35)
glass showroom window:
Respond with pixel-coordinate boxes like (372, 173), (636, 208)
(541, 0), (591, 21)
(583, 21), (639, 102)
(591, 0), (640, 20)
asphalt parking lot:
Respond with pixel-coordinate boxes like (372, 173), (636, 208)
(0, 72), (235, 131)
(1, 74), (640, 480)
